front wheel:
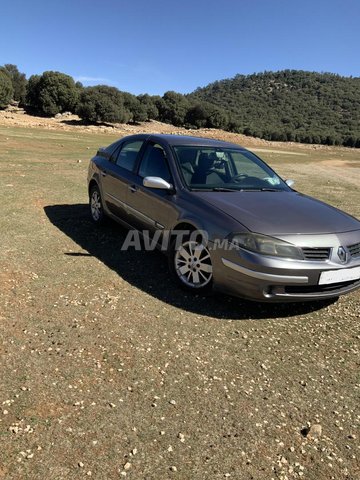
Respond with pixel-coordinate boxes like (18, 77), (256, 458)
(89, 184), (105, 224)
(169, 238), (213, 293)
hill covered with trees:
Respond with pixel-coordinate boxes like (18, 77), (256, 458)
(189, 70), (360, 147)
(0, 65), (359, 147)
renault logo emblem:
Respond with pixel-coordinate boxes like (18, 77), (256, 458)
(338, 246), (347, 264)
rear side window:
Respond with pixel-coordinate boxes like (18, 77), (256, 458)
(105, 140), (121, 156)
(115, 140), (144, 171)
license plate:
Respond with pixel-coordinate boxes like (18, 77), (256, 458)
(319, 266), (360, 285)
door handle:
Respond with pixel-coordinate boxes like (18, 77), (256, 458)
(129, 185), (138, 193)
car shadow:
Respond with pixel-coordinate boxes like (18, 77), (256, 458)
(44, 204), (337, 320)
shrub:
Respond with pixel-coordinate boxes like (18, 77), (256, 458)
(0, 71), (13, 109)
(0, 64), (27, 104)
(26, 71), (78, 116)
(77, 85), (131, 123)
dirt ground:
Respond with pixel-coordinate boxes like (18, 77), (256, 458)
(0, 112), (359, 479)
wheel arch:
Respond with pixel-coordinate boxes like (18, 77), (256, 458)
(88, 178), (99, 197)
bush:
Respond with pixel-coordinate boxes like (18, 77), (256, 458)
(137, 94), (159, 121)
(77, 85), (131, 123)
(160, 91), (190, 126)
(0, 64), (27, 104)
(0, 71), (13, 109)
(25, 71), (78, 116)
(185, 104), (209, 128)
(122, 92), (147, 122)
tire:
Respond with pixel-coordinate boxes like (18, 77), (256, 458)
(169, 235), (213, 294)
(89, 184), (106, 225)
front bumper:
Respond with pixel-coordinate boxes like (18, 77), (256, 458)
(219, 257), (360, 301)
(210, 234), (360, 302)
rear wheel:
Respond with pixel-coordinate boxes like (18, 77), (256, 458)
(89, 184), (105, 224)
(169, 237), (213, 293)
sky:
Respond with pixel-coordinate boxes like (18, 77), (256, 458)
(1, 0), (359, 96)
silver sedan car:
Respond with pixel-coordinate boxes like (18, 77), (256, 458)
(88, 134), (360, 302)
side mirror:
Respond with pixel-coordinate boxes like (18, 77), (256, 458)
(143, 176), (173, 190)
(286, 179), (295, 188)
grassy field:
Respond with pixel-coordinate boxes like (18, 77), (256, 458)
(0, 124), (359, 479)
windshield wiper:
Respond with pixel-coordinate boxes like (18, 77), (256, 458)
(211, 187), (240, 192)
(191, 187), (282, 192)
(237, 187), (283, 192)
(190, 187), (239, 192)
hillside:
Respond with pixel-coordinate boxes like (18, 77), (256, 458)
(189, 70), (360, 146)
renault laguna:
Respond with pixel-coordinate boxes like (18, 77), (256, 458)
(87, 134), (360, 302)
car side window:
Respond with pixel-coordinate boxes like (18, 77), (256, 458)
(138, 144), (172, 183)
(115, 140), (144, 171)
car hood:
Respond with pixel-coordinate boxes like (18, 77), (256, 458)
(196, 191), (360, 235)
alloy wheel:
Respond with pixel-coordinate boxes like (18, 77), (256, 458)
(174, 240), (213, 289)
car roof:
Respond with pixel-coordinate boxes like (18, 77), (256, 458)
(118, 133), (247, 150)
(149, 134), (246, 149)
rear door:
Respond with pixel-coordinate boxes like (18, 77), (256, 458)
(101, 138), (145, 222)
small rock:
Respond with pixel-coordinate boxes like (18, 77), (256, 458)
(170, 466), (177, 472)
(123, 462), (131, 470)
(307, 424), (322, 439)
(169, 400), (176, 405)
(78, 462), (84, 468)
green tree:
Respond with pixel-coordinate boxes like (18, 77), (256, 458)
(25, 71), (78, 116)
(185, 103), (209, 128)
(25, 75), (41, 113)
(160, 91), (190, 126)
(77, 85), (131, 123)
(121, 92), (147, 122)
(0, 64), (27, 103)
(137, 94), (159, 120)
(0, 71), (13, 109)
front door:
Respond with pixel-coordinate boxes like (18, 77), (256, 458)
(125, 142), (177, 243)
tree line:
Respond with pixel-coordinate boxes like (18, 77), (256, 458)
(0, 65), (228, 129)
(1, 65), (359, 147)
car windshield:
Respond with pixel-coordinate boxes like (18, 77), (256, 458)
(173, 146), (289, 191)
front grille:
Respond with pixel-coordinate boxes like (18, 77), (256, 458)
(301, 247), (331, 261)
(348, 242), (360, 258)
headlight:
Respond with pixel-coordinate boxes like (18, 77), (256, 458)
(229, 233), (304, 260)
